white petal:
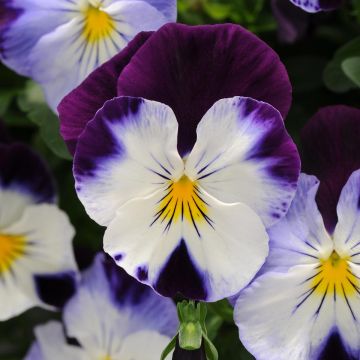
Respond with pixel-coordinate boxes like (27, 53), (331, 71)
(119, 330), (172, 360)
(24, 321), (86, 360)
(185, 97), (299, 228)
(104, 184), (268, 301)
(235, 266), (336, 360)
(74, 97), (183, 226)
(265, 174), (333, 272)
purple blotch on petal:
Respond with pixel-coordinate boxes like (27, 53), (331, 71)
(136, 266), (149, 282)
(301, 105), (360, 233)
(319, 331), (356, 360)
(34, 271), (77, 309)
(155, 239), (209, 301)
(0, 143), (56, 203)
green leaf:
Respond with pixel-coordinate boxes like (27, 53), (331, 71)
(160, 335), (177, 360)
(203, 334), (219, 360)
(342, 57), (360, 87)
(323, 37), (360, 93)
(203, 2), (232, 20)
(17, 81), (71, 160)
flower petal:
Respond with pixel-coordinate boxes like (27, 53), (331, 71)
(58, 31), (152, 154)
(104, 187), (268, 302)
(119, 330), (172, 360)
(0, 204), (77, 319)
(29, 1), (168, 111)
(333, 170), (360, 261)
(235, 266), (336, 360)
(74, 96), (183, 226)
(63, 253), (177, 357)
(117, 23), (292, 155)
(185, 97), (300, 228)
(265, 174), (333, 272)
(25, 321), (86, 360)
(301, 105), (360, 233)
(0, 0), (74, 76)
(289, 0), (343, 12)
(0, 143), (56, 206)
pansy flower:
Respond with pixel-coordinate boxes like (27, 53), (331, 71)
(25, 253), (178, 360)
(60, 23), (301, 302)
(235, 106), (360, 359)
(0, 0), (176, 110)
(0, 139), (77, 320)
(289, 0), (343, 12)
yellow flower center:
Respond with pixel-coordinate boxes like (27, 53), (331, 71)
(83, 4), (115, 43)
(312, 251), (359, 298)
(0, 233), (26, 274)
(154, 175), (212, 234)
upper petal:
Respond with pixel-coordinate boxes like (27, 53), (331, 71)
(301, 105), (360, 233)
(58, 31), (152, 154)
(185, 97), (300, 228)
(74, 96), (183, 226)
(116, 23), (292, 155)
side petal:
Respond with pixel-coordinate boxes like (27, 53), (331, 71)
(140, 0), (177, 21)
(0, 0), (75, 76)
(24, 321), (86, 360)
(333, 170), (360, 261)
(185, 97), (300, 228)
(58, 31), (153, 154)
(104, 187), (269, 302)
(289, 0), (343, 12)
(74, 96), (183, 226)
(117, 23), (292, 155)
(301, 105), (360, 233)
(0, 143), (56, 205)
(265, 174), (333, 272)
(234, 266), (336, 360)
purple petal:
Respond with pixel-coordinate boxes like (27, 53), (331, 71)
(301, 105), (360, 233)
(117, 23), (292, 156)
(0, 143), (56, 204)
(58, 31), (153, 155)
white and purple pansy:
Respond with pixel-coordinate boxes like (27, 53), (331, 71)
(60, 23), (301, 302)
(25, 253), (178, 360)
(0, 0), (176, 111)
(0, 140), (77, 320)
(234, 106), (360, 360)
(289, 0), (343, 12)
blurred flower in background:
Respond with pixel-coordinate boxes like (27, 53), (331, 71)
(25, 253), (178, 360)
(289, 0), (343, 12)
(0, 126), (77, 320)
(235, 106), (360, 360)
(0, 0), (177, 111)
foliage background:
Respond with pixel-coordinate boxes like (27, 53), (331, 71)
(0, 0), (359, 358)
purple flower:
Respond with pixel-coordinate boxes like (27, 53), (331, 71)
(234, 106), (360, 360)
(0, 0), (176, 111)
(60, 23), (300, 302)
(0, 133), (77, 320)
(25, 253), (177, 360)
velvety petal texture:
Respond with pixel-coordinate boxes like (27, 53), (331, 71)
(26, 253), (177, 360)
(235, 172), (360, 360)
(74, 95), (300, 301)
(301, 105), (360, 233)
(59, 22), (292, 154)
(289, 0), (343, 12)
(0, 0), (175, 110)
(0, 143), (77, 320)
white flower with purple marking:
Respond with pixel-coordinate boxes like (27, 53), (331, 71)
(289, 0), (343, 12)
(0, 0), (176, 110)
(0, 141), (77, 320)
(25, 253), (178, 360)
(234, 106), (360, 360)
